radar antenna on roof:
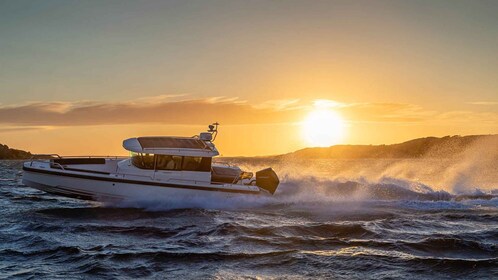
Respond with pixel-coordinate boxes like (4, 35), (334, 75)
(208, 122), (219, 141)
(199, 122), (220, 142)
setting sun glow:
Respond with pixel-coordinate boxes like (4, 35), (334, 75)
(301, 108), (345, 147)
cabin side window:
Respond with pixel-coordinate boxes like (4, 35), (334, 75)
(198, 157), (212, 172)
(155, 155), (212, 172)
(182, 156), (212, 171)
(182, 156), (201, 171)
(131, 152), (155, 170)
(155, 155), (182, 170)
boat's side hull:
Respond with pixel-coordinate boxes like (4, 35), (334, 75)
(22, 166), (262, 202)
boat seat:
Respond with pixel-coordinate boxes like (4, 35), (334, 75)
(211, 166), (241, 183)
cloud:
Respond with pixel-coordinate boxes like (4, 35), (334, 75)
(0, 126), (47, 133)
(130, 94), (188, 104)
(337, 102), (437, 123)
(468, 101), (498, 106)
(1, 96), (497, 128)
(313, 99), (349, 109)
(436, 111), (498, 124)
(254, 98), (302, 111)
(0, 96), (300, 127)
(321, 99), (498, 124)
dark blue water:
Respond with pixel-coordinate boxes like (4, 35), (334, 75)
(1, 160), (497, 279)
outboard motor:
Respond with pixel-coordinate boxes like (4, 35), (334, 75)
(255, 168), (280, 195)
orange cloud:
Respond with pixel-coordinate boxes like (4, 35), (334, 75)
(1, 96), (497, 128)
(0, 96), (301, 127)
(339, 103), (437, 123)
(468, 101), (498, 106)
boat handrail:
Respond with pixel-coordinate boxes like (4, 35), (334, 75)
(30, 154), (62, 159)
(27, 155), (128, 167)
(51, 162), (65, 170)
(53, 155), (128, 159)
(30, 154), (128, 160)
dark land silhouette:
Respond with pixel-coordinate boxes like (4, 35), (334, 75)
(1, 134), (497, 160)
(0, 144), (31, 159)
(279, 134), (498, 159)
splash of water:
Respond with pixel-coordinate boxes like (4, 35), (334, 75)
(113, 137), (498, 210)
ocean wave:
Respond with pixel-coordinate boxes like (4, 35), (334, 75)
(1, 160), (497, 278)
(400, 237), (497, 256)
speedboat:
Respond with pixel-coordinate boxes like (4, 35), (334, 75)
(22, 123), (279, 202)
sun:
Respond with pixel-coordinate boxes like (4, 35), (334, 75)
(301, 108), (345, 147)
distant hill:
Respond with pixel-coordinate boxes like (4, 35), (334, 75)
(2, 134), (497, 160)
(279, 135), (498, 159)
(0, 144), (32, 159)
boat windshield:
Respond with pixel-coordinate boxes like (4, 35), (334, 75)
(131, 152), (155, 169)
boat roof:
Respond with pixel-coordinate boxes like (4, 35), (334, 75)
(123, 136), (219, 157)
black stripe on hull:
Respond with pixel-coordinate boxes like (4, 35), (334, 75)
(44, 189), (95, 201)
(22, 166), (260, 195)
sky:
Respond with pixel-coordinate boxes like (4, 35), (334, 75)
(1, 0), (497, 156)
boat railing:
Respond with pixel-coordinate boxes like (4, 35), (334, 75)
(29, 154), (128, 160)
(53, 155), (128, 159)
(51, 162), (65, 170)
(30, 154), (62, 159)
(27, 154), (128, 167)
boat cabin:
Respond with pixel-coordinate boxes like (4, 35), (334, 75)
(120, 136), (244, 184)
(123, 136), (219, 171)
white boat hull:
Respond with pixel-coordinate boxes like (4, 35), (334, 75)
(22, 163), (264, 203)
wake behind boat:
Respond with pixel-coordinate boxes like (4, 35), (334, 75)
(22, 123), (279, 202)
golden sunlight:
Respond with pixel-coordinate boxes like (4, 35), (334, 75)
(301, 107), (345, 147)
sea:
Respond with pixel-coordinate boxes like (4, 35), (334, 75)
(0, 155), (497, 279)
